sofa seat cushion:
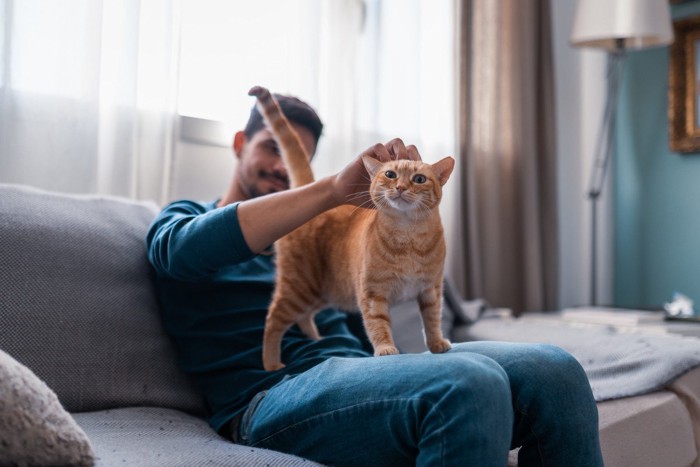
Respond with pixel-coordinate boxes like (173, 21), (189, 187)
(667, 366), (700, 463)
(73, 407), (322, 467)
(0, 183), (204, 415)
(597, 391), (697, 467)
(454, 311), (700, 401)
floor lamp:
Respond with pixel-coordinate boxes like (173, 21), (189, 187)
(570, 0), (673, 306)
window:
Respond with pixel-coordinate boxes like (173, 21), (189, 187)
(176, 0), (454, 174)
(178, 0), (322, 129)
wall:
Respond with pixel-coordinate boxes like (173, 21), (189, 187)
(615, 1), (700, 308)
(552, 0), (613, 309)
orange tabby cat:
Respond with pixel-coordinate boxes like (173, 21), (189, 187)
(249, 86), (454, 371)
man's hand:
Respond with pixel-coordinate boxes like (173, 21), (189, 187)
(237, 138), (421, 253)
(332, 138), (423, 207)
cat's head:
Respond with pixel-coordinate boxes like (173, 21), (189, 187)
(362, 156), (455, 215)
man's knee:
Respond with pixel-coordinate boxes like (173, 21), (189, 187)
(428, 354), (514, 449)
(530, 344), (590, 386)
(425, 354), (512, 411)
(521, 344), (597, 416)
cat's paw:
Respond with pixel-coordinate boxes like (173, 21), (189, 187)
(263, 360), (286, 372)
(428, 338), (452, 354)
(374, 345), (400, 357)
(248, 86), (266, 97)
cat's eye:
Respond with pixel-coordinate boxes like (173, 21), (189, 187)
(384, 170), (397, 179)
(413, 174), (427, 184)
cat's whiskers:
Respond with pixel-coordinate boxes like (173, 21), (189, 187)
(345, 192), (373, 209)
(345, 191), (370, 201)
(373, 195), (391, 212)
(415, 195), (430, 212)
(344, 175), (375, 207)
(348, 201), (376, 216)
(346, 191), (378, 216)
(418, 196), (435, 219)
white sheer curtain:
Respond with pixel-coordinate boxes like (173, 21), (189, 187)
(345, 0), (458, 256)
(0, 0), (179, 203)
(173, 0), (454, 184)
(0, 0), (455, 207)
(311, 0), (457, 269)
(354, 0), (455, 168)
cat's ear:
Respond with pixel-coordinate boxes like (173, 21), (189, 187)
(362, 155), (384, 178)
(432, 157), (455, 186)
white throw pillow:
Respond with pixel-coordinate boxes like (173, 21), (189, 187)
(0, 349), (95, 466)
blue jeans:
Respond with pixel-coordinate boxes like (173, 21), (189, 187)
(237, 342), (604, 466)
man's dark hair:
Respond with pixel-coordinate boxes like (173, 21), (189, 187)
(244, 94), (324, 145)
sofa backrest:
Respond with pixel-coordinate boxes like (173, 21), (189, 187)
(0, 184), (205, 416)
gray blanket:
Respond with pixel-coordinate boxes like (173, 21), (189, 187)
(453, 312), (700, 401)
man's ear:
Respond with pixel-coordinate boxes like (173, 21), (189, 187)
(233, 131), (247, 159)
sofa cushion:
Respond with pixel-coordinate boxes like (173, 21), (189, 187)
(597, 391), (697, 467)
(0, 348), (95, 467)
(665, 366), (700, 463)
(0, 184), (204, 415)
(74, 407), (322, 466)
(455, 310), (700, 401)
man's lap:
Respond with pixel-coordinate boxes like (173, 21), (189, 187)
(240, 341), (575, 443)
(240, 349), (519, 466)
(231, 342), (598, 466)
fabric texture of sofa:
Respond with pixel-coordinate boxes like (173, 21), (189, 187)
(2, 182), (700, 466)
(0, 184), (319, 466)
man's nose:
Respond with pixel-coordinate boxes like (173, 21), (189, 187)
(272, 158), (288, 176)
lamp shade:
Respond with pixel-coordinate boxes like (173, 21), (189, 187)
(571, 0), (673, 50)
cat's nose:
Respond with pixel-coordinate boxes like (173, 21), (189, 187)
(396, 185), (407, 193)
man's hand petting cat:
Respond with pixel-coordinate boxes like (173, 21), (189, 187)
(332, 138), (422, 207)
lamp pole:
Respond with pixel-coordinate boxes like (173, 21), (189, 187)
(588, 39), (625, 306)
(571, 0), (674, 307)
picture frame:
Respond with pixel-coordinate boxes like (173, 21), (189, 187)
(669, 15), (700, 153)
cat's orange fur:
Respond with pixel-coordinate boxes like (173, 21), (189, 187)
(249, 86), (455, 371)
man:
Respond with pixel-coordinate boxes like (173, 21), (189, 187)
(147, 94), (603, 466)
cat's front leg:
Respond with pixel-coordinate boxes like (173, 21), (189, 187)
(263, 294), (299, 371)
(418, 285), (452, 354)
(263, 315), (289, 372)
(359, 294), (400, 356)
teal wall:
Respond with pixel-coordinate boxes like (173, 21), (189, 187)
(615, 1), (700, 308)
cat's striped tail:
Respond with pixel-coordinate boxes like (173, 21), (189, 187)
(248, 86), (314, 188)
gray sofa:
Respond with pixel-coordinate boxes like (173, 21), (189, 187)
(2, 182), (700, 466)
(0, 184), (320, 466)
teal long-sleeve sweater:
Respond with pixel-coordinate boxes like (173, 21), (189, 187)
(146, 200), (369, 433)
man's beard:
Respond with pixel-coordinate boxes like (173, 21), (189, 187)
(249, 171), (289, 198)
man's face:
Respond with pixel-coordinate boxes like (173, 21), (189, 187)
(235, 123), (317, 200)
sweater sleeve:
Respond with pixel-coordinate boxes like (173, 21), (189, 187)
(146, 200), (256, 280)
